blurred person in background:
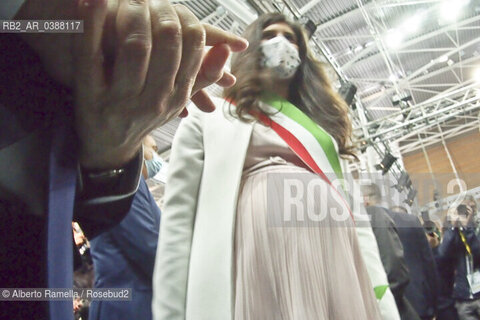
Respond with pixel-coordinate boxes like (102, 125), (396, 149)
(73, 266), (94, 320)
(88, 135), (162, 320)
(386, 205), (439, 320)
(436, 195), (480, 320)
(73, 222), (93, 266)
(142, 135), (162, 180)
(422, 220), (441, 249)
(425, 218), (459, 320)
(72, 222), (94, 320)
(153, 13), (400, 320)
(362, 184), (421, 320)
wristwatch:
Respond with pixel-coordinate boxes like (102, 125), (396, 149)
(77, 146), (143, 200)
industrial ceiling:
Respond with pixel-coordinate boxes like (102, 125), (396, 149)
(154, 0), (480, 168)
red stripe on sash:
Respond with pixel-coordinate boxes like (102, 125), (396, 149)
(256, 113), (327, 180)
(256, 112), (354, 222)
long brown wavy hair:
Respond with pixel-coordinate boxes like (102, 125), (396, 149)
(224, 13), (356, 159)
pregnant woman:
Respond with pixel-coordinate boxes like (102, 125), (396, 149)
(153, 13), (398, 320)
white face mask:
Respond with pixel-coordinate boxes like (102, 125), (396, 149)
(145, 151), (163, 179)
(260, 36), (301, 79)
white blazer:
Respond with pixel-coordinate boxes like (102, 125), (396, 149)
(152, 97), (400, 320)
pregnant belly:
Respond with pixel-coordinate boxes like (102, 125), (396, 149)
(238, 163), (353, 228)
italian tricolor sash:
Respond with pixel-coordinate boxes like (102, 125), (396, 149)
(255, 92), (354, 222)
(255, 94), (391, 300)
(228, 94), (390, 300)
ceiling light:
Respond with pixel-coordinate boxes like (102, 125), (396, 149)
(404, 188), (417, 206)
(215, 6), (226, 15)
(474, 67), (480, 82)
(385, 30), (404, 49)
(389, 74), (398, 82)
(433, 190), (441, 208)
(394, 171), (412, 192)
(403, 12), (424, 34)
(375, 153), (397, 175)
(447, 59), (454, 66)
(440, 0), (470, 22)
(392, 91), (412, 106)
(338, 82), (357, 107)
(438, 55), (448, 63)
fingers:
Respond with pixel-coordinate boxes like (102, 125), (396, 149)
(190, 89), (216, 112)
(203, 24), (248, 52)
(111, 0), (152, 98)
(167, 5), (206, 112)
(191, 44), (232, 94)
(142, 0), (183, 107)
(74, 0), (108, 96)
(178, 108), (188, 118)
(217, 72), (236, 87)
(136, 2), (247, 120)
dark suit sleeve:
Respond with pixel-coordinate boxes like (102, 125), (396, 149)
(108, 178), (160, 279)
(412, 217), (438, 315)
(367, 207), (411, 300)
(436, 228), (460, 261)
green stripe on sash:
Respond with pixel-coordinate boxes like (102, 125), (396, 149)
(261, 92), (344, 181)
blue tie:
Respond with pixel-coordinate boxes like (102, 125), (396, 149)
(47, 120), (77, 320)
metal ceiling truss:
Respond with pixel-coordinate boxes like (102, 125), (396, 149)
(355, 82), (480, 142)
(163, 0), (480, 176)
(424, 185), (480, 217)
(146, 1), (480, 212)
(359, 37), (480, 106)
(399, 119), (479, 154)
(249, 0), (294, 16)
(299, 0), (479, 165)
(341, 15), (480, 71)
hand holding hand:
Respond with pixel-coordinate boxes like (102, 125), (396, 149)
(74, 0), (247, 169)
